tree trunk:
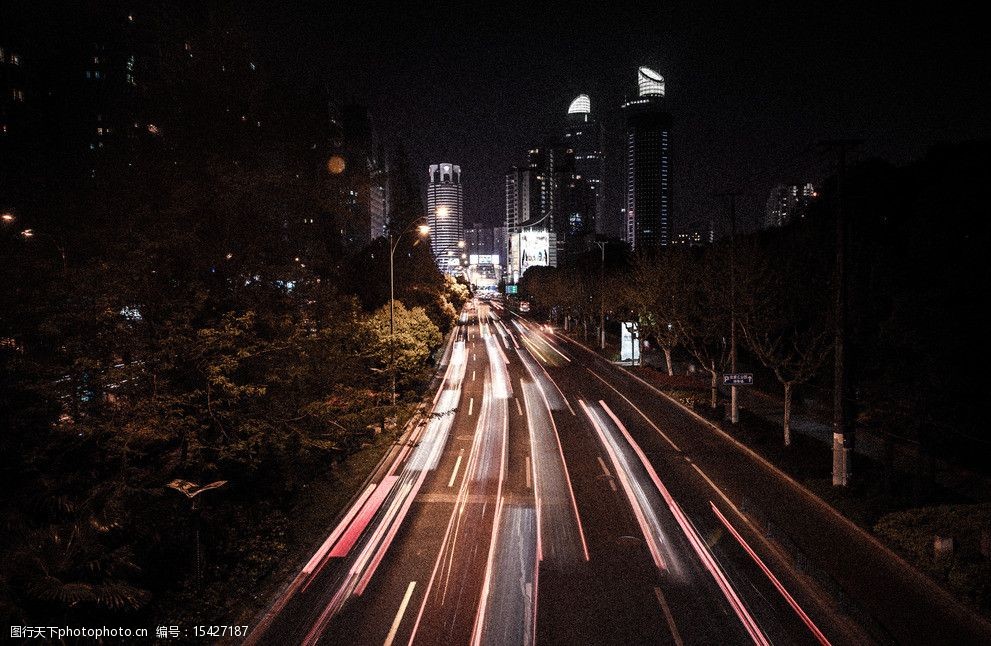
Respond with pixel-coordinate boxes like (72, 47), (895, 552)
(710, 361), (718, 409)
(783, 381), (793, 446)
(663, 347), (674, 376)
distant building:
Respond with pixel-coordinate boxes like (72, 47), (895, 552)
(622, 67), (672, 252)
(427, 163), (465, 274)
(765, 182), (816, 228)
(671, 227), (712, 247)
(505, 159), (558, 283)
(329, 104), (392, 249)
(465, 223), (496, 258)
(464, 223), (504, 289)
(564, 94), (604, 234)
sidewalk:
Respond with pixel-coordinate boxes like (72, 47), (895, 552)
(731, 382), (991, 503)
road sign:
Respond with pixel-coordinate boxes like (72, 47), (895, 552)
(723, 373), (753, 386)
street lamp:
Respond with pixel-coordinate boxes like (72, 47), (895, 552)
(593, 241), (606, 349)
(167, 479), (227, 589)
(1, 212), (15, 224)
(389, 220), (429, 405)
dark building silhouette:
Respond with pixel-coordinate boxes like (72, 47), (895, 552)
(564, 93), (603, 234)
(622, 66), (672, 252)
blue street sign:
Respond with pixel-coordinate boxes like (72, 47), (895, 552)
(723, 373), (754, 386)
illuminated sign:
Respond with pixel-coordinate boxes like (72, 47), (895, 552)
(520, 230), (549, 274)
(469, 254), (500, 265)
(621, 322), (640, 362)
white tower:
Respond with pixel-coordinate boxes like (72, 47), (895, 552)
(426, 163), (464, 273)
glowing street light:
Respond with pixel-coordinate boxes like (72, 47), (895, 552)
(1, 212), (14, 224)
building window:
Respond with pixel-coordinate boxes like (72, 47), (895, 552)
(12, 88), (25, 102)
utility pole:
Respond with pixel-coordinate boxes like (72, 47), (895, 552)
(714, 191), (741, 424)
(593, 240), (606, 349)
(819, 139), (861, 487)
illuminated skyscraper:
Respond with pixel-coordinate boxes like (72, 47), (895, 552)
(564, 93), (603, 233)
(622, 66), (672, 251)
(764, 182), (816, 228)
(427, 163), (464, 273)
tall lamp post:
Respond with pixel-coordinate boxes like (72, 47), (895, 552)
(437, 240), (467, 277)
(166, 479), (227, 589)
(389, 220), (430, 405)
(593, 241), (606, 349)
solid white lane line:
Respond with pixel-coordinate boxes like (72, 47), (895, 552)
(584, 367), (682, 451)
(468, 397), (474, 416)
(598, 400), (769, 646)
(711, 502), (833, 646)
(525, 455), (532, 489)
(515, 332), (576, 416)
(537, 333), (572, 362)
(516, 398), (524, 416)
(691, 463), (738, 514)
(521, 336), (550, 364)
(654, 586), (685, 646)
(448, 453), (463, 488)
(384, 581), (417, 646)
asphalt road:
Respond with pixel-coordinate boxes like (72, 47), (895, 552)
(246, 298), (991, 646)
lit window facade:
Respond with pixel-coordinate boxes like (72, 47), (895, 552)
(624, 67), (672, 252)
(427, 163), (465, 274)
(637, 67), (665, 97)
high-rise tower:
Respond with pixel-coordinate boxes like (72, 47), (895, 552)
(622, 67), (672, 252)
(564, 94), (603, 233)
(427, 163), (464, 273)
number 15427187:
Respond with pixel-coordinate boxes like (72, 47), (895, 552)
(193, 626), (249, 638)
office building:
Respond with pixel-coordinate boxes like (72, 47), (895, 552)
(622, 66), (672, 252)
(564, 93), (603, 234)
(765, 182), (816, 228)
(427, 163), (464, 274)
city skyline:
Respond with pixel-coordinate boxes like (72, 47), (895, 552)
(218, 1), (988, 235)
(2, 4), (989, 644)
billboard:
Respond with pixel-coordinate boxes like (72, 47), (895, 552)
(469, 254), (501, 266)
(621, 322), (640, 362)
(520, 230), (549, 274)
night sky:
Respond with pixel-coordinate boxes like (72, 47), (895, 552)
(152, 2), (991, 232)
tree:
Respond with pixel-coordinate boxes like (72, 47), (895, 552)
(677, 246), (731, 409)
(365, 301), (442, 397)
(626, 251), (689, 375)
(739, 235), (832, 445)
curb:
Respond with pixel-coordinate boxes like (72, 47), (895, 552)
(556, 331), (991, 638)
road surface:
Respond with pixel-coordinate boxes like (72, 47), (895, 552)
(246, 298), (991, 646)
